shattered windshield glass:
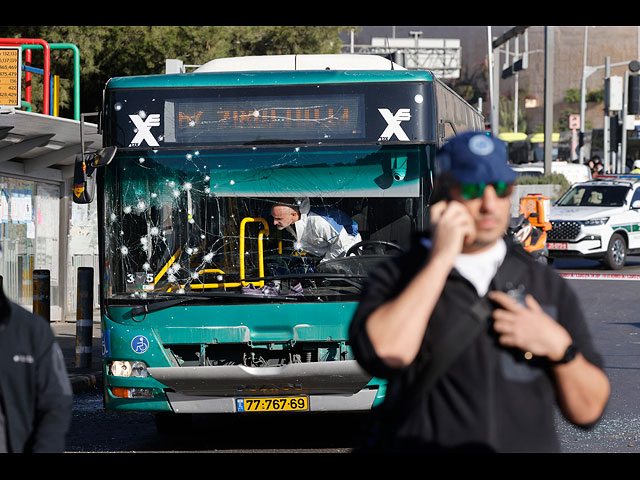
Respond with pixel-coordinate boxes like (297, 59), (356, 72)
(102, 144), (429, 304)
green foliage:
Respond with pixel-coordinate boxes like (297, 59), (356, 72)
(564, 87), (605, 104)
(0, 26), (354, 116)
(564, 87), (580, 104)
(498, 94), (527, 134)
(586, 88), (604, 103)
(448, 61), (487, 106)
(515, 172), (570, 192)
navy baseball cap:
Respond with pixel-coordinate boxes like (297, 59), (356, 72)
(436, 132), (517, 184)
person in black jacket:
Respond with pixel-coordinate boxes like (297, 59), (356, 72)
(349, 132), (610, 452)
(0, 277), (72, 452)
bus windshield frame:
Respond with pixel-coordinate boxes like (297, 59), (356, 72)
(100, 79), (437, 307)
(101, 143), (431, 306)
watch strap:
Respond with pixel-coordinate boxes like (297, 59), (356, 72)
(549, 342), (578, 365)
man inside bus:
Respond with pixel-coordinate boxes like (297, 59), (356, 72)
(270, 197), (362, 262)
(348, 132), (610, 452)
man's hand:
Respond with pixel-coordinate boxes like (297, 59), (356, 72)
(488, 290), (610, 425)
(488, 290), (573, 362)
(429, 200), (477, 264)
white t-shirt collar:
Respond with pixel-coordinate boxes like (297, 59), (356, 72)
(453, 239), (507, 296)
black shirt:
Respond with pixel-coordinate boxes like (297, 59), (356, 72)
(349, 236), (604, 453)
(0, 289), (72, 452)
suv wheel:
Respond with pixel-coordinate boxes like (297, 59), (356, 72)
(603, 233), (627, 270)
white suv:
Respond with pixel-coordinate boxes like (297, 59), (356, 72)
(548, 175), (640, 269)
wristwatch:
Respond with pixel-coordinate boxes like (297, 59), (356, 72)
(549, 343), (578, 365)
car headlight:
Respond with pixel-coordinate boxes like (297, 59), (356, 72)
(582, 217), (609, 226)
(109, 360), (148, 377)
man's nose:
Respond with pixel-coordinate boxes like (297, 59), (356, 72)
(480, 185), (499, 209)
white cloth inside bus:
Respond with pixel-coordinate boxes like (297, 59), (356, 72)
(286, 198), (362, 261)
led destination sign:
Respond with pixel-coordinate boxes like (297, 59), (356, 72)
(167, 94), (364, 143)
(108, 82), (433, 148)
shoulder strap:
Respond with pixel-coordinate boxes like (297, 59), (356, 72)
(406, 295), (492, 402)
(381, 240), (527, 413)
(376, 294), (492, 418)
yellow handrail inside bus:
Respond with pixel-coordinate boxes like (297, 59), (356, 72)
(157, 217), (270, 292)
(188, 269), (242, 289)
(154, 247), (182, 285)
(239, 217), (270, 287)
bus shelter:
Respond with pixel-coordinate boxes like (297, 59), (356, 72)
(0, 108), (101, 320)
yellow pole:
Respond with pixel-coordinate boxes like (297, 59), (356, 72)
(53, 75), (59, 117)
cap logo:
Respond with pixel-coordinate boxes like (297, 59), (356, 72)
(468, 135), (495, 156)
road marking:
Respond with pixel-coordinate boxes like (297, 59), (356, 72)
(559, 272), (640, 280)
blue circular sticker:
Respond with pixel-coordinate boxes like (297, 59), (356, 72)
(131, 335), (149, 354)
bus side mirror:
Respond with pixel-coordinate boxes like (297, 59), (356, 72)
(72, 146), (117, 204)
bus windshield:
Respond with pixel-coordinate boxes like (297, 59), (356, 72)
(103, 144), (429, 304)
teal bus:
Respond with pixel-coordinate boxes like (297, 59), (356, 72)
(73, 54), (483, 430)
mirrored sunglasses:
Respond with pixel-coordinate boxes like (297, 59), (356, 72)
(460, 181), (513, 200)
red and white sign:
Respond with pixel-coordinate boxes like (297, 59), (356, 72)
(569, 114), (580, 130)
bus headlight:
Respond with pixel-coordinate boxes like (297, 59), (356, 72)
(109, 360), (149, 377)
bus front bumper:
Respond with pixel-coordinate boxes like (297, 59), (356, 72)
(147, 360), (378, 413)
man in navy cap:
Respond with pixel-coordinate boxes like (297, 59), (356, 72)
(349, 132), (610, 452)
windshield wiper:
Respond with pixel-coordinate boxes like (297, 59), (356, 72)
(127, 274), (368, 318)
(244, 273), (368, 291)
(129, 290), (300, 317)
(244, 273), (368, 282)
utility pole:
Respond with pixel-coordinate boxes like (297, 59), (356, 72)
(579, 26), (589, 164)
(604, 57), (611, 173)
(488, 26), (529, 136)
(544, 27), (554, 175)
(487, 27), (497, 135)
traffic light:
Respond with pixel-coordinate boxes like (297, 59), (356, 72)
(628, 74), (640, 115)
(610, 114), (622, 145)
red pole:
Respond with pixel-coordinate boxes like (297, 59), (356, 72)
(25, 49), (31, 105)
(0, 38), (50, 115)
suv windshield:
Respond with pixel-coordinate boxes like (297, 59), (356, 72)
(102, 144), (429, 304)
(556, 184), (629, 207)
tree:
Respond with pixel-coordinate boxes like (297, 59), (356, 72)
(448, 60), (487, 106)
(499, 94), (527, 134)
(0, 26), (354, 116)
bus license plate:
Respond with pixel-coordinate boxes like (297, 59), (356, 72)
(547, 242), (568, 250)
(236, 396), (308, 413)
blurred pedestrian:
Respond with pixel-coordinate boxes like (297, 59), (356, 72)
(349, 132), (610, 453)
(590, 156), (604, 177)
(0, 256), (72, 452)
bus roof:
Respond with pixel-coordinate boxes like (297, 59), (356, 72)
(195, 54), (406, 72)
(106, 55), (434, 89)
